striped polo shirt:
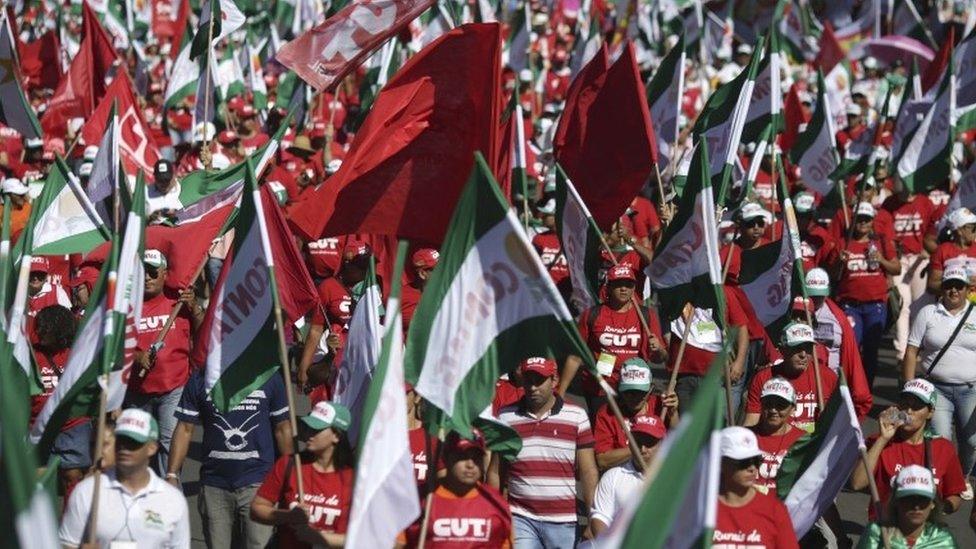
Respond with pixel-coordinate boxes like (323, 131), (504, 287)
(498, 397), (595, 523)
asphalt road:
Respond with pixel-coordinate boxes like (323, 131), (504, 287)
(177, 336), (976, 547)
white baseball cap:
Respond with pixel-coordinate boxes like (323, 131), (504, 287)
(25, 137), (43, 148)
(855, 202), (876, 219)
(193, 122), (217, 143)
(79, 162), (93, 177)
(326, 159), (342, 175)
(948, 207), (976, 230)
(537, 198), (556, 215)
(83, 145), (99, 161)
(519, 69), (533, 83)
(805, 267), (831, 297)
(943, 265), (970, 285)
(115, 408), (159, 443)
(781, 321), (816, 347)
(901, 378), (936, 407)
(720, 426), (762, 460)
(736, 44), (753, 56)
(794, 192), (817, 214)
(761, 377), (796, 404)
(618, 358), (652, 392)
(143, 249), (168, 269)
(1, 178), (29, 195)
(846, 104), (863, 116)
(863, 56), (879, 70)
(739, 202), (770, 222)
(893, 465), (936, 500)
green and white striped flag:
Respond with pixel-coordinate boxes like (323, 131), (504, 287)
(553, 164), (601, 312)
(598, 347), (727, 547)
(404, 153), (594, 437)
(790, 71), (839, 198)
(29, 157), (110, 255)
(693, 41), (762, 204)
(165, 43), (201, 110)
(191, 0), (247, 60)
(0, 12), (42, 140)
(646, 33), (685, 172)
(569, 0), (600, 78)
(897, 60), (953, 193)
(776, 384), (863, 538)
(215, 42), (246, 101)
(346, 242), (421, 548)
(741, 30), (785, 144)
(504, 1), (530, 72)
(953, 28), (976, 133)
(647, 143), (724, 321)
(245, 42), (269, 112)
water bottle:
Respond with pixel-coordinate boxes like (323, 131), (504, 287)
(867, 241), (879, 271)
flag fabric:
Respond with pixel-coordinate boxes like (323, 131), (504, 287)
(554, 41), (657, 230)
(597, 348), (727, 547)
(404, 153), (593, 437)
(345, 242), (421, 548)
(814, 22), (845, 75)
(921, 26), (952, 95)
(953, 28), (976, 133)
(0, 12), (41, 139)
(897, 61), (953, 193)
(646, 33), (685, 172)
(790, 71), (838, 198)
(17, 29), (61, 91)
(646, 143), (724, 321)
(197, 159), (318, 412)
(742, 30), (785, 143)
(780, 82), (809, 152)
(28, 157), (109, 255)
(553, 164), (602, 312)
(190, 0), (246, 60)
(287, 23), (502, 245)
(776, 385), (864, 538)
(945, 159), (976, 227)
(245, 42), (269, 112)
(332, 257), (383, 446)
(503, 2), (531, 72)
(86, 101), (122, 231)
(165, 42), (202, 110)
(833, 0), (877, 48)
(277, 0), (435, 91)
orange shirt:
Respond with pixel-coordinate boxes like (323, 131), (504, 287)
(2, 202), (31, 242)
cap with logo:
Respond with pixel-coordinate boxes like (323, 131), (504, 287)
(607, 265), (637, 282)
(943, 265), (970, 285)
(325, 159), (343, 175)
(29, 256), (50, 274)
(720, 426), (762, 460)
(948, 207), (976, 230)
(83, 145), (99, 161)
(537, 198), (556, 216)
(412, 248), (440, 269)
(901, 378), (937, 407)
(154, 159), (174, 179)
(25, 137), (43, 148)
(519, 356), (557, 378)
(846, 104), (863, 116)
(79, 162), (93, 177)
(631, 414), (666, 439)
(893, 465), (936, 500)
(739, 202), (770, 222)
(444, 429), (487, 455)
(794, 191), (818, 213)
(855, 202), (876, 219)
(301, 401), (352, 432)
(761, 377), (796, 404)
(618, 358), (652, 393)
(115, 408), (160, 443)
(143, 249), (168, 269)
(780, 322), (815, 347)
(343, 239), (371, 259)
(1, 178), (29, 195)
(805, 268), (831, 297)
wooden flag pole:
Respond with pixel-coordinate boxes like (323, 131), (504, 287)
(653, 162), (670, 228)
(200, 13), (216, 171)
(85, 373), (110, 545)
(666, 304), (694, 395)
(417, 427), (446, 549)
(272, 285), (306, 504)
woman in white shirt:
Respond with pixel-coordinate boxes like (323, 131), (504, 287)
(904, 265), (976, 487)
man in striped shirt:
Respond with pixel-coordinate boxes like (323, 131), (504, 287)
(489, 357), (599, 548)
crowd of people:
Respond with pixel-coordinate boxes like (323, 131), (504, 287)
(5, 0), (976, 548)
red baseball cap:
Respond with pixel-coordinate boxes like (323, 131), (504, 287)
(227, 96), (245, 113)
(412, 248), (440, 269)
(631, 414), (666, 439)
(342, 239), (371, 259)
(519, 356), (557, 377)
(239, 104), (257, 118)
(217, 130), (239, 145)
(791, 296), (814, 315)
(444, 429), (487, 456)
(30, 256), (50, 274)
(310, 121), (328, 139)
(607, 265), (637, 282)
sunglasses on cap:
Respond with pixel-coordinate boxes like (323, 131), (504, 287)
(855, 216), (874, 224)
(729, 456), (762, 470)
(760, 396), (794, 411)
(943, 280), (969, 292)
(742, 218), (766, 229)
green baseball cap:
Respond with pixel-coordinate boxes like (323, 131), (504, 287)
(115, 408), (159, 443)
(893, 465), (936, 500)
(618, 358), (652, 392)
(301, 401), (351, 432)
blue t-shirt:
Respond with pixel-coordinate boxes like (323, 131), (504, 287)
(175, 370), (289, 490)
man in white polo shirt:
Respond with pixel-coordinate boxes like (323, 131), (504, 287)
(60, 408), (190, 548)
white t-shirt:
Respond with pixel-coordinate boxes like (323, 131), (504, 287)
(590, 460), (643, 529)
(814, 303), (844, 372)
(671, 308), (724, 353)
(59, 468), (190, 549)
(146, 182), (183, 216)
(908, 302), (976, 384)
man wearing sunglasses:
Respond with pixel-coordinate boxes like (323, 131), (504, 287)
(714, 426), (798, 548)
(851, 379), (966, 520)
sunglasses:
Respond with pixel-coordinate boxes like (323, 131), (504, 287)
(855, 216), (874, 224)
(898, 398), (930, 412)
(729, 456), (762, 470)
(898, 495), (933, 509)
(761, 397), (794, 411)
(943, 281), (968, 292)
(145, 267), (161, 279)
(742, 219), (766, 229)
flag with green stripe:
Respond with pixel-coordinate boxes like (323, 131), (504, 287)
(553, 164), (602, 312)
(0, 12), (42, 139)
(646, 32), (685, 172)
(790, 70), (838, 198)
(897, 60), (952, 193)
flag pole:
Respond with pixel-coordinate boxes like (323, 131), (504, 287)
(85, 375), (110, 545)
(666, 304), (694, 395)
(201, 13), (216, 171)
(653, 163), (670, 228)
(416, 427), (446, 548)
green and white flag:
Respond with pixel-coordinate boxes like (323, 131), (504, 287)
(776, 0), (820, 62)
(0, 12), (41, 140)
(741, 30), (785, 144)
(245, 42), (269, 112)
(164, 43), (201, 109)
(693, 41), (762, 204)
(27, 158), (109, 255)
(897, 61), (953, 193)
(646, 33), (685, 172)
(647, 143), (723, 321)
(553, 164), (601, 312)
(346, 242), (421, 548)
(404, 153), (594, 437)
(741, 124), (774, 199)
(790, 71), (839, 198)
(953, 28), (976, 133)
(191, 0), (247, 60)
(598, 347), (727, 547)
(504, 1), (531, 72)
(776, 384), (863, 538)
(215, 43), (246, 101)
(569, 0), (600, 78)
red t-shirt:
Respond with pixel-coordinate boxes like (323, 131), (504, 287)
(928, 188), (952, 220)
(531, 231), (569, 286)
(666, 289), (749, 377)
(746, 360), (839, 431)
(720, 243), (742, 284)
(866, 435), (966, 519)
(752, 425), (806, 492)
(799, 225), (836, 273)
(491, 378), (524, 416)
(129, 291), (192, 395)
(577, 304), (663, 392)
(30, 346), (87, 431)
(929, 242), (976, 275)
(714, 491), (799, 548)
(306, 237), (343, 279)
(832, 238), (897, 303)
(311, 277), (353, 336)
(882, 194), (934, 255)
(629, 196), (661, 243)
(829, 207), (895, 243)
(256, 455), (354, 548)
(401, 283), (422, 335)
(400, 485), (512, 548)
(408, 426), (440, 498)
(593, 396), (666, 454)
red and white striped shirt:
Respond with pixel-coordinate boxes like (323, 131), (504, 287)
(498, 397), (594, 523)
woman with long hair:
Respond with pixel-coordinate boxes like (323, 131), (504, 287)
(856, 465), (958, 548)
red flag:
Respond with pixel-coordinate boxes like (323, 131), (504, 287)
(42, 2), (118, 134)
(494, 108), (515, 202)
(922, 26), (953, 95)
(779, 83), (810, 152)
(287, 23), (502, 244)
(277, 0), (435, 91)
(168, 0), (191, 60)
(17, 30), (61, 91)
(553, 42), (655, 230)
(260, 186), (320, 323)
(815, 22), (845, 75)
(79, 72), (161, 181)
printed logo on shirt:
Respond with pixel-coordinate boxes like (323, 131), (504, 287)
(598, 326), (641, 349)
(308, 238), (340, 253)
(303, 494), (343, 527)
(432, 518), (492, 542)
(414, 451), (429, 481)
(893, 214), (924, 235)
(713, 528), (766, 548)
(143, 510), (165, 530)
(139, 314), (171, 332)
